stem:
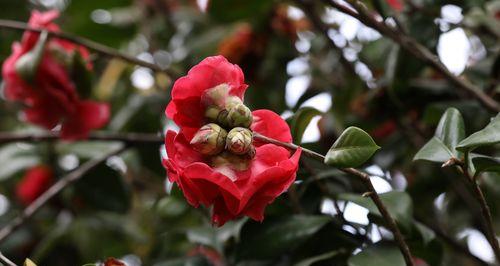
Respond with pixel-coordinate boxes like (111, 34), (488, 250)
(0, 131), (163, 145)
(0, 19), (177, 78)
(0, 145), (128, 244)
(324, 0), (500, 113)
(253, 133), (415, 266)
(459, 164), (500, 263)
(0, 252), (17, 266)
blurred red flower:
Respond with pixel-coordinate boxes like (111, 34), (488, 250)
(387, 0), (403, 11)
(2, 10), (109, 139)
(16, 165), (54, 205)
(163, 56), (301, 226)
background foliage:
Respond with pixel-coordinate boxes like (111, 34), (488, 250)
(0, 0), (499, 265)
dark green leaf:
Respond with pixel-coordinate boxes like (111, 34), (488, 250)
(236, 215), (329, 259)
(457, 114), (500, 151)
(348, 243), (405, 266)
(413, 137), (454, 163)
(71, 52), (92, 98)
(290, 107), (322, 143)
(338, 191), (413, 230)
(294, 250), (341, 266)
(434, 107), (465, 157)
(208, 0), (274, 23)
(0, 144), (40, 181)
(75, 164), (131, 213)
(470, 154), (500, 177)
(324, 126), (380, 168)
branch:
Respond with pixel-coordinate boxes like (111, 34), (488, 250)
(0, 252), (18, 266)
(0, 145), (128, 245)
(0, 19), (178, 78)
(324, 0), (500, 112)
(0, 131), (163, 145)
(253, 132), (415, 266)
(458, 164), (500, 263)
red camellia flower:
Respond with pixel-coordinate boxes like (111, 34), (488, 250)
(2, 10), (110, 139)
(163, 56), (301, 226)
(16, 165), (54, 205)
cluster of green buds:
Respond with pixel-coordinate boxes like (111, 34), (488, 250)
(191, 84), (255, 158)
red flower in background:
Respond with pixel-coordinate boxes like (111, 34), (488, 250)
(387, 0), (403, 11)
(16, 165), (54, 205)
(163, 56), (301, 226)
(2, 10), (109, 139)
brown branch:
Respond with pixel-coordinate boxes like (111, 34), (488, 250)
(0, 252), (18, 266)
(459, 165), (500, 263)
(0, 145), (128, 245)
(324, 0), (500, 112)
(0, 19), (178, 78)
(253, 132), (415, 266)
(0, 131), (163, 145)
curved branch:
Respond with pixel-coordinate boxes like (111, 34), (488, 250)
(253, 132), (415, 266)
(0, 19), (178, 78)
(0, 145), (128, 244)
(324, 0), (500, 112)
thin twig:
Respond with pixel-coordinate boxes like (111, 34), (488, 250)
(0, 19), (178, 78)
(0, 131), (163, 145)
(458, 165), (500, 263)
(0, 252), (18, 266)
(253, 132), (415, 266)
(0, 145), (128, 244)
(324, 0), (500, 112)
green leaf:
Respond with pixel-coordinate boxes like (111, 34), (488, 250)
(208, 0), (274, 23)
(75, 164), (131, 213)
(413, 137), (454, 163)
(290, 107), (322, 143)
(294, 250), (341, 266)
(457, 114), (500, 151)
(434, 107), (465, 157)
(71, 51), (92, 99)
(348, 243), (405, 266)
(414, 222), (436, 245)
(324, 126), (380, 168)
(236, 215), (329, 259)
(470, 154), (500, 177)
(338, 191), (413, 230)
(0, 144), (40, 181)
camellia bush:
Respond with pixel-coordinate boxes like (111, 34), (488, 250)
(0, 0), (499, 266)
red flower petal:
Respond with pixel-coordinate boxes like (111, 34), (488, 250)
(251, 109), (292, 144)
(16, 165), (54, 205)
(60, 101), (110, 139)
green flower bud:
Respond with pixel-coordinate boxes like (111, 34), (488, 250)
(201, 83), (230, 108)
(15, 31), (49, 84)
(190, 123), (227, 155)
(227, 103), (253, 128)
(226, 127), (253, 155)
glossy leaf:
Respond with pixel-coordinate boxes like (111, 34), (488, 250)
(348, 243), (405, 266)
(338, 191), (413, 229)
(434, 107), (465, 157)
(0, 143), (40, 181)
(457, 114), (500, 151)
(470, 154), (500, 177)
(324, 126), (380, 168)
(413, 137), (454, 163)
(290, 107), (322, 143)
(236, 215), (329, 259)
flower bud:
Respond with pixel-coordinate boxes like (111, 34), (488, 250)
(227, 103), (253, 128)
(190, 123), (227, 155)
(201, 83), (230, 108)
(15, 31), (49, 84)
(226, 127), (253, 155)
